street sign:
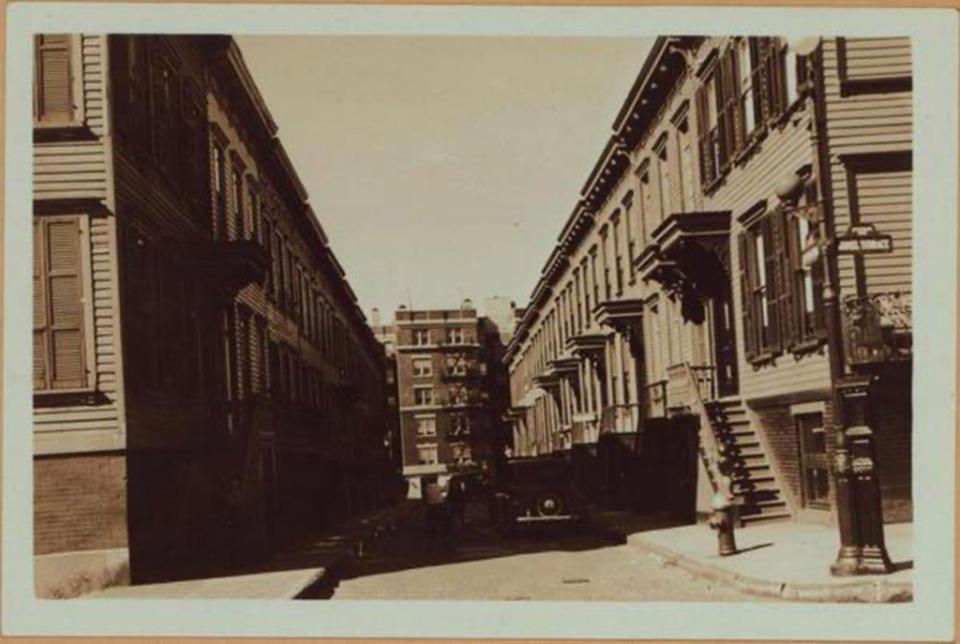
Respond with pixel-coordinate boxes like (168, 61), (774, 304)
(835, 223), (893, 255)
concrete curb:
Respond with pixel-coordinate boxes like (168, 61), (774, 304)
(628, 534), (913, 603)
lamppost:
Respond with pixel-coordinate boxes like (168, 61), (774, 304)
(793, 38), (894, 576)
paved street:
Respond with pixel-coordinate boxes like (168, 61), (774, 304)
(330, 499), (769, 602)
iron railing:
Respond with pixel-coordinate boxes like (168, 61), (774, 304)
(841, 291), (912, 366)
(683, 363), (731, 500)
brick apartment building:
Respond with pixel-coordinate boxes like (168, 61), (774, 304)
(504, 37), (912, 527)
(391, 298), (516, 496)
(32, 34), (392, 596)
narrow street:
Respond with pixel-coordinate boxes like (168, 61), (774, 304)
(328, 499), (769, 602)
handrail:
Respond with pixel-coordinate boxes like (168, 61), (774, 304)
(683, 362), (732, 500)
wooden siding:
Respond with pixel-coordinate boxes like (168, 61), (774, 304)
(34, 34), (125, 455)
(34, 36), (109, 202)
(821, 38), (913, 299)
(698, 50), (830, 402)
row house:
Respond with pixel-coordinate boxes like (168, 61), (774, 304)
(504, 36), (912, 527)
(32, 34), (391, 596)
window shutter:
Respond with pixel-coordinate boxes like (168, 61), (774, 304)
(748, 38), (764, 126)
(723, 46), (743, 156)
(779, 210), (798, 348)
(713, 67), (729, 172)
(696, 85), (713, 189)
(765, 38), (787, 119)
(42, 217), (87, 390)
(35, 35), (74, 123)
(737, 232), (756, 361)
(33, 221), (49, 389)
(763, 213), (782, 354)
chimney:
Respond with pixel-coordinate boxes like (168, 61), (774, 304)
(371, 307), (381, 327)
(461, 298), (473, 310)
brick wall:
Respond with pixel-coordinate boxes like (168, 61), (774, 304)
(34, 452), (128, 555)
(752, 385), (911, 524)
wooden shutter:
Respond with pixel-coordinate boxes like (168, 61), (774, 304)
(765, 38), (787, 119)
(762, 213), (782, 354)
(737, 232), (756, 361)
(35, 35), (74, 123)
(778, 209), (798, 349)
(36, 216), (87, 390)
(748, 38), (764, 127)
(723, 46), (743, 156)
(34, 221), (49, 389)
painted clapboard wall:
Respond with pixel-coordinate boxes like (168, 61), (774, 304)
(34, 34), (126, 455)
(821, 37), (913, 299)
(696, 38), (831, 404)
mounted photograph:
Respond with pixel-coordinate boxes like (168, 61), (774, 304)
(7, 5), (957, 640)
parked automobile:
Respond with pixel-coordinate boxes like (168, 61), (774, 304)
(489, 456), (590, 533)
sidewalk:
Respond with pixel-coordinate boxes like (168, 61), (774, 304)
(85, 500), (416, 600)
(608, 513), (913, 603)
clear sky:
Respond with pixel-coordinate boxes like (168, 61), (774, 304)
(236, 36), (653, 323)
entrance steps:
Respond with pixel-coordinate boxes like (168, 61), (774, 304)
(707, 397), (790, 525)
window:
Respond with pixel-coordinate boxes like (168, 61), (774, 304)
(446, 355), (467, 376)
(212, 140), (228, 240)
(451, 444), (473, 466)
(611, 215), (624, 296)
(785, 202), (825, 345)
(417, 444), (438, 466)
(34, 216), (88, 391)
(581, 258), (592, 327)
(232, 165), (244, 240)
(740, 213), (778, 360)
(600, 229), (611, 301)
(34, 35), (75, 124)
(247, 184), (260, 242)
(696, 38), (804, 190)
(736, 37), (762, 140)
(414, 386), (433, 406)
(739, 193), (825, 363)
(655, 135), (674, 219)
(450, 414), (470, 437)
(262, 217), (273, 297)
(589, 248), (600, 309)
(412, 357), (432, 377)
(449, 385), (469, 405)
(447, 328), (464, 345)
(415, 415), (437, 437)
(271, 231), (284, 302)
(623, 193), (637, 281)
(413, 329), (430, 346)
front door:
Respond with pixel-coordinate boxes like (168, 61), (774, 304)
(797, 412), (830, 509)
(712, 283), (739, 397)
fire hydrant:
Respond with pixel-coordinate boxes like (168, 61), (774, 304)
(708, 493), (738, 556)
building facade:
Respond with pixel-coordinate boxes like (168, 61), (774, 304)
(504, 36), (912, 526)
(393, 300), (515, 495)
(33, 34), (391, 596)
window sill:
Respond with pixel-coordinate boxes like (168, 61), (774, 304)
(34, 388), (103, 408)
(747, 351), (779, 368)
(789, 336), (827, 358)
(33, 121), (96, 143)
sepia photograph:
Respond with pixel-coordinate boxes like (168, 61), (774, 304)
(4, 3), (957, 641)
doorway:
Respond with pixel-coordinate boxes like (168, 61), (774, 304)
(712, 283), (739, 398)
